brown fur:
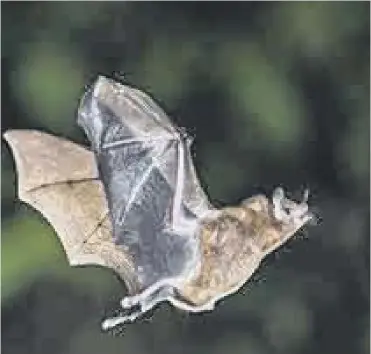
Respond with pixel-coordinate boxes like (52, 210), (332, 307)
(179, 196), (296, 306)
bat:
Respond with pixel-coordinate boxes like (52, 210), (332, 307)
(4, 75), (314, 331)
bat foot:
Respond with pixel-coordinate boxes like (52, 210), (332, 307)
(101, 298), (151, 331)
(101, 308), (144, 331)
(102, 285), (176, 330)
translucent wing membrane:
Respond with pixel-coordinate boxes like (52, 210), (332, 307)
(3, 130), (139, 293)
(77, 76), (210, 288)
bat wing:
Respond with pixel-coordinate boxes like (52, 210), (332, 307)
(4, 130), (140, 293)
(77, 76), (213, 290)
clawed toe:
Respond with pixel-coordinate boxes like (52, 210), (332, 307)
(102, 285), (176, 330)
(101, 308), (144, 331)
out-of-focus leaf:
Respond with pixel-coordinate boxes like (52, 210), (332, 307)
(219, 42), (307, 156)
(262, 296), (312, 352)
(134, 38), (201, 103)
(212, 333), (266, 354)
(1, 210), (64, 300)
(199, 142), (247, 202)
(11, 41), (85, 135)
(269, 2), (369, 59)
(338, 104), (369, 195)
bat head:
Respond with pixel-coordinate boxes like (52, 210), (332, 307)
(242, 187), (315, 256)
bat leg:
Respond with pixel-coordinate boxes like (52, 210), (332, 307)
(120, 284), (175, 310)
(121, 284), (217, 315)
(101, 285), (176, 330)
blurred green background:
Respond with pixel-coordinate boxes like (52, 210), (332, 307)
(1, 2), (369, 354)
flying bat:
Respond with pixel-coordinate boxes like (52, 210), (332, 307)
(4, 75), (314, 330)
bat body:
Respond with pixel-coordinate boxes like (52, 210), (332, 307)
(4, 76), (313, 330)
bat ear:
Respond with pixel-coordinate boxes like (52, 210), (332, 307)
(272, 187), (285, 204)
(272, 187), (313, 226)
(302, 188), (310, 203)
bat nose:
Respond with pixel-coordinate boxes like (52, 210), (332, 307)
(307, 208), (322, 226)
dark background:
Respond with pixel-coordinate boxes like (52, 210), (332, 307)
(1, 2), (369, 354)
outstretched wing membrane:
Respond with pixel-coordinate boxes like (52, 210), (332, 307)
(3, 130), (139, 293)
(77, 76), (211, 288)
